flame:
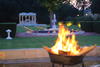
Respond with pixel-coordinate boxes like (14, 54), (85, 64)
(51, 24), (80, 56)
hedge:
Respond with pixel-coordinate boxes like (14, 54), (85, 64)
(0, 22), (17, 38)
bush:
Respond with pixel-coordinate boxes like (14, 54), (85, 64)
(93, 21), (100, 33)
(80, 21), (94, 32)
(77, 15), (100, 32)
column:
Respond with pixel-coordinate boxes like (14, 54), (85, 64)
(28, 15), (31, 24)
(19, 15), (21, 24)
(32, 15), (34, 24)
(34, 15), (36, 24)
(21, 15), (24, 24)
(25, 15), (27, 24)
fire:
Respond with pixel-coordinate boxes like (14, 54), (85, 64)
(51, 24), (80, 56)
(44, 23), (96, 56)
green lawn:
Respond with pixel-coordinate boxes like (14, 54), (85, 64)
(0, 35), (100, 49)
(0, 25), (99, 49)
(16, 25), (81, 33)
(16, 26), (48, 33)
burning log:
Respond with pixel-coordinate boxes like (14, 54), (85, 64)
(43, 46), (54, 54)
(43, 46), (51, 52)
(43, 45), (96, 56)
(77, 45), (96, 56)
(59, 50), (70, 56)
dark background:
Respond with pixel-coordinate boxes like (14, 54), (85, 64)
(0, 0), (99, 24)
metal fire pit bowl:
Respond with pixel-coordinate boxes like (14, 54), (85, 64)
(49, 53), (84, 65)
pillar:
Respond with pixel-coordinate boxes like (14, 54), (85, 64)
(19, 15), (21, 24)
(21, 15), (24, 24)
(25, 15), (28, 24)
(28, 15), (31, 24)
(31, 15), (34, 24)
(34, 15), (36, 24)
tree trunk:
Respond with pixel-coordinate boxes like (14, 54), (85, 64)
(49, 11), (54, 28)
(50, 11), (54, 23)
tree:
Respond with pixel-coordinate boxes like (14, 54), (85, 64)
(91, 0), (100, 14)
(0, 0), (19, 22)
(37, 0), (70, 24)
(56, 4), (79, 21)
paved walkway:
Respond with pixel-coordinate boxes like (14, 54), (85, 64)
(0, 47), (100, 60)
(0, 47), (100, 67)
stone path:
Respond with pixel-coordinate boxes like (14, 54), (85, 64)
(0, 47), (100, 67)
(0, 47), (100, 61)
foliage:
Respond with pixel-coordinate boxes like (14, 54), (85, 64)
(37, 0), (68, 12)
(91, 0), (100, 14)
(56, 4), (79, 21)
(75, 16), (93, 21)
(0, 0), (50, 24)
(74, 14), (100, 22)
(0, 0), (19, 22)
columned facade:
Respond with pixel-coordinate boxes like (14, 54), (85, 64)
(19, 12), (36, 24)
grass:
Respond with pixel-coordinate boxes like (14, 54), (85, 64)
(0, 36), (56, 49)
(76, 35), (100, 46)
(0, 25), (99, 49)
(16, 25), (81, 33)
(0, 35), (100, 49)
(16, 26), (48, 33)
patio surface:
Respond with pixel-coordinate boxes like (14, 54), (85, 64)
(0, 47), (100, 67)
(0, 46), (100, 60)
(0, 31), (100, 67)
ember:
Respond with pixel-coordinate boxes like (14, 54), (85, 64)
(44, 23), (96, 56)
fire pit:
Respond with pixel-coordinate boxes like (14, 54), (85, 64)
(49, 53), (85, 67)
(49, 53), (84, 65)
(44, 23), (96, 67)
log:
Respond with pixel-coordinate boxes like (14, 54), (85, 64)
(59, 50), (68, 56)
(77, 45), (96, 56)
(44, 45), (96, 56)
(43, 46), (53, 54)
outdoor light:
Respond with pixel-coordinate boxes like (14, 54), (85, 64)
(77, 23), (81, 28)
(77, 14), (80, 16)
(85, 13), (88, 16)
(6, 29), (12, 40)
(66, 22), (72, 27)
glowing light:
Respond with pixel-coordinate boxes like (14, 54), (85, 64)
(66, 22), (73, 27)
(77, 23), (81, 28)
